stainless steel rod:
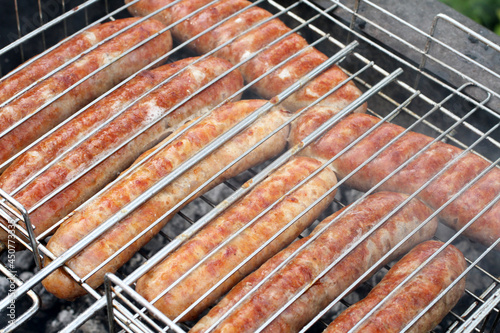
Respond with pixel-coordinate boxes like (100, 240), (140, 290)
(3, 0), (268, 193)
(0, 0), (101, 57)
(79, 33), (337, 283)
(203, 68), (403, 333)
(0, 44), (355, 312)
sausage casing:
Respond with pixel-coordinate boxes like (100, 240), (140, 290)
(136, 156), (337, 321)
(126, 0), (365, 114)
(324, 240), (466, 333)
(292, 112), (500, 250)
(0, 20), (140, 104)
(0, 57), (243, 245)
(0, 18), (172, 166)
(42, 99), (290, 300)
(191, 192), (438, 332)
(0, 58), (195, 194)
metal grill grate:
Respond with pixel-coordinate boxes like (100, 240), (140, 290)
(0, 0), (499, 332)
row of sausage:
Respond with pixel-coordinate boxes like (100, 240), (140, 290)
(0, 0), (497, 331)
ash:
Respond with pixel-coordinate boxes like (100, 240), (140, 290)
(0, 250), (107, 332)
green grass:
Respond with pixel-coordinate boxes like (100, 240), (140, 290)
(440, 0), (500, 34)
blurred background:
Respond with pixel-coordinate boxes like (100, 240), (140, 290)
(440, 0), (500, 34)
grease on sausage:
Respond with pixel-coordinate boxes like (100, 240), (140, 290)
(324, 240), (466, 333)
(191, 192), (438, 332)
(42, 99), (290, 300)
(293, 112), (500, 250)
(0, 17), (173, 166)
(136, 156), (337, 321)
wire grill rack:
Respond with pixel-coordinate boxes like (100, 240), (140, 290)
(0, 0), (499, 332)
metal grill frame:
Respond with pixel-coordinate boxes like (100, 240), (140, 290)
(0, 0), (499, 332)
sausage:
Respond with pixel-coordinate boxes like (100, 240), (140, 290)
(128, 0), (258, 51)
(174, 0), (268, 55)
(0, 58), (195, 195)
(288, 105), (375, 148)
(0, 17), (173, 166)
(191, 192), (438, 333)
(126, 0), (218, 42)
(210, 15), (363, 112)
(126, 0), (365, 113)
(136, 156), (337, 321)
(0, 19), (139, 104)
(191, 236), (307, 333)
(324, 240), (466, 333)
(291, 112), (500, 250)
(0, 57), (243, 246)
(42, 99), (291, 300)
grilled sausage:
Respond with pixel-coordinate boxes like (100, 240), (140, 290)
(191, 192), (438, 333)
(0, 57), (243, 246)
(324, 240), (466, 333)
(288, 105), (371, 148)
(0, 17), (172, 166)
(126, 0), (215, 41)
(291, 112), (500, 250)
(42, 99), (291, 300)
(0, 58), (196, 195)
(174, 0), (268, 55)
(126, 0), (365, 113)
(136, 156), (337, 321)
(192, 236), (308, 333)
(0, 19), (139, 104)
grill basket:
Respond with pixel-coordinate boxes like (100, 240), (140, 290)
(0, 0), (499, 332)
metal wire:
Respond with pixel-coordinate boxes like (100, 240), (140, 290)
(80, 35), (343, 285)
(208, 84), (493, 333)
(0, 260), (40, 333)
(0, 30), (359, 313)
(419, 13), (500, 87)
(13, 0), (24, 62)
(1, 0), (500, 332)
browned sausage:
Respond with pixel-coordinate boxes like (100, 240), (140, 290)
(291, 111), (500, 250)
(0, 58), (195, 194)
(174, 0), (268, 55)
(191, 236), (308, 332)
(126, 0), (217, 42)
(0, 17), (172, 166)
(126, 0), (365, 113)
(42, 99), (291, 300)
(0, 19), (139, 104)
(191, 192), (438, 332)
(135, 156), (337, 321)
(324, 240), (466, 333)
(0, 57), (243, 246)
